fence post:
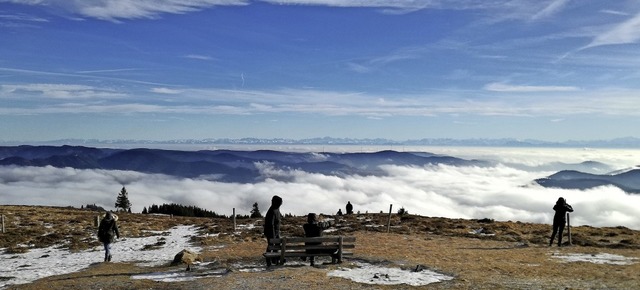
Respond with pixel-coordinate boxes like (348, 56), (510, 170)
(567, 213), (572, 245)
(1, 215), (5, 233)
(233, 208), (236, 231)
(387, 204), (393, 233)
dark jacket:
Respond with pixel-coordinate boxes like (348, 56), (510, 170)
(303, 220), (334, 238)
(264, 207), (282, 239)
(553, 201), (574, 224)
(303, 215), (335, 255)
(98, 214), (120, 244)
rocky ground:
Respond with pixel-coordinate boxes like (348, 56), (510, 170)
(1, 205), (639, 289)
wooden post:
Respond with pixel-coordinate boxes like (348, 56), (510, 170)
(1, 215), (5, 234)
(233, 208), (236, 231)
(387, 204), (393, 233)
(280, 237), (286, 265)
(567, 213), (572, 245)
(337, 236), (344, 263)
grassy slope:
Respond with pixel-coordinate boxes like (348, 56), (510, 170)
(1, 205), (639, 289)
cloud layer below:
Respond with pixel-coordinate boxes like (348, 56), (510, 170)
(2, 147), (639, 230)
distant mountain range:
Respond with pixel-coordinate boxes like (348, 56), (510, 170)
(0, 145), (487, 183)
(2, 145), (638, 193)
(1, 137), (640, 148)
(535, 166), (640, 194)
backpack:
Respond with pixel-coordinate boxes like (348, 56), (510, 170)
(98, 219), (114, 243)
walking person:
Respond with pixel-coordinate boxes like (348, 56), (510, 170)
(549, 197), (573, 247)
(264, 195), (283, 265)
(98, 211), (120, 262)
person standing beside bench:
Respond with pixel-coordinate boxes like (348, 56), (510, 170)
(264, 195), (283, 266)
(303, 213), (336, 265)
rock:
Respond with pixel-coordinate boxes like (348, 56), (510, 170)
(171, 249), (200, 266)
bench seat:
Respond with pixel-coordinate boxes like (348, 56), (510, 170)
(264, 236), (356, 266)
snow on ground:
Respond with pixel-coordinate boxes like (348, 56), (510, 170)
(1, 223), (458, 288)
(133, 259), (455, 285)
(6, 222), (637, 288)
(552, 252), (638, 265)
(0, 225), (201, 289)
(328, 262), (454, 286)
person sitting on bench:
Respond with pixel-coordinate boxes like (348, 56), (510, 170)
(302, 213), (336, 265)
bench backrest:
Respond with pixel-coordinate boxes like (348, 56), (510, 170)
(267, 236), (356, 253)
(268, 236), (356, 245)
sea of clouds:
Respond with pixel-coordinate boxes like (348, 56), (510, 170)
(1, 147), (639, 229)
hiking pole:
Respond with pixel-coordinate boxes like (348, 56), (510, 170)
(567, 212), (572, 246)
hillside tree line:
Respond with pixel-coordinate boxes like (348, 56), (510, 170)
(143, 203), (226, 218)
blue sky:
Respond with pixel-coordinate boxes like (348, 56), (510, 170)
(1, 0), (639, 142)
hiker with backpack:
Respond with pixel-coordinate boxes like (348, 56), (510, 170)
(98, 211), (120, 262)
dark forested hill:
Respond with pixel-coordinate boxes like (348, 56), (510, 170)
(536, 168), (640, 193)
(0, 145), (485, 183)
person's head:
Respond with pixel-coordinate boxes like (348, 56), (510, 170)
(105, 211), (113, 220)
(556, 197), (565, 205)
(307, 213), (317, 224)
(271, 195), (283, 208)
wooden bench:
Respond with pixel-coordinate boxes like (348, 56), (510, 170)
(264, 236), (356, 267)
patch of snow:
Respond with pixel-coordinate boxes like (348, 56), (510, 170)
(236, 223), (256, 230)
(365, 224), (383, 228)
(131, 266), (228, 282)
(552, 252), (638, 265)
(468, 228), (496, 236)
(0, 225), (201, 289)
(328, 262), (453, 286)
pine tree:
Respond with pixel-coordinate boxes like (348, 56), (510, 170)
(250, 202), (262, 218)
(142, 206), (148, 214)
(115, 186), (132, 212)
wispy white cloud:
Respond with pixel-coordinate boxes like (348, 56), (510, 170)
(3, 84), (640, 117)
(347, 46), (426, 73)
(183, 54), (215, 61)
(3, 0), (249, 22)
(530, 0), (570, 20)
(3, 0), (566, 22)
(151, 87), (182, 94)
(75, 68), (140, 74)
(484, 82), (579, 92)
(0, 67), (176, 87)
(583, 12), (640, 49)
(1, 83), (125, 99)
(600, 10), (630, 16)
(258, 0), (431, 12)
(0, 12), (48, 22)
(346, 62), (373, 73)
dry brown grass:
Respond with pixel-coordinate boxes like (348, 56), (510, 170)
(1, 205), (639, 289)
